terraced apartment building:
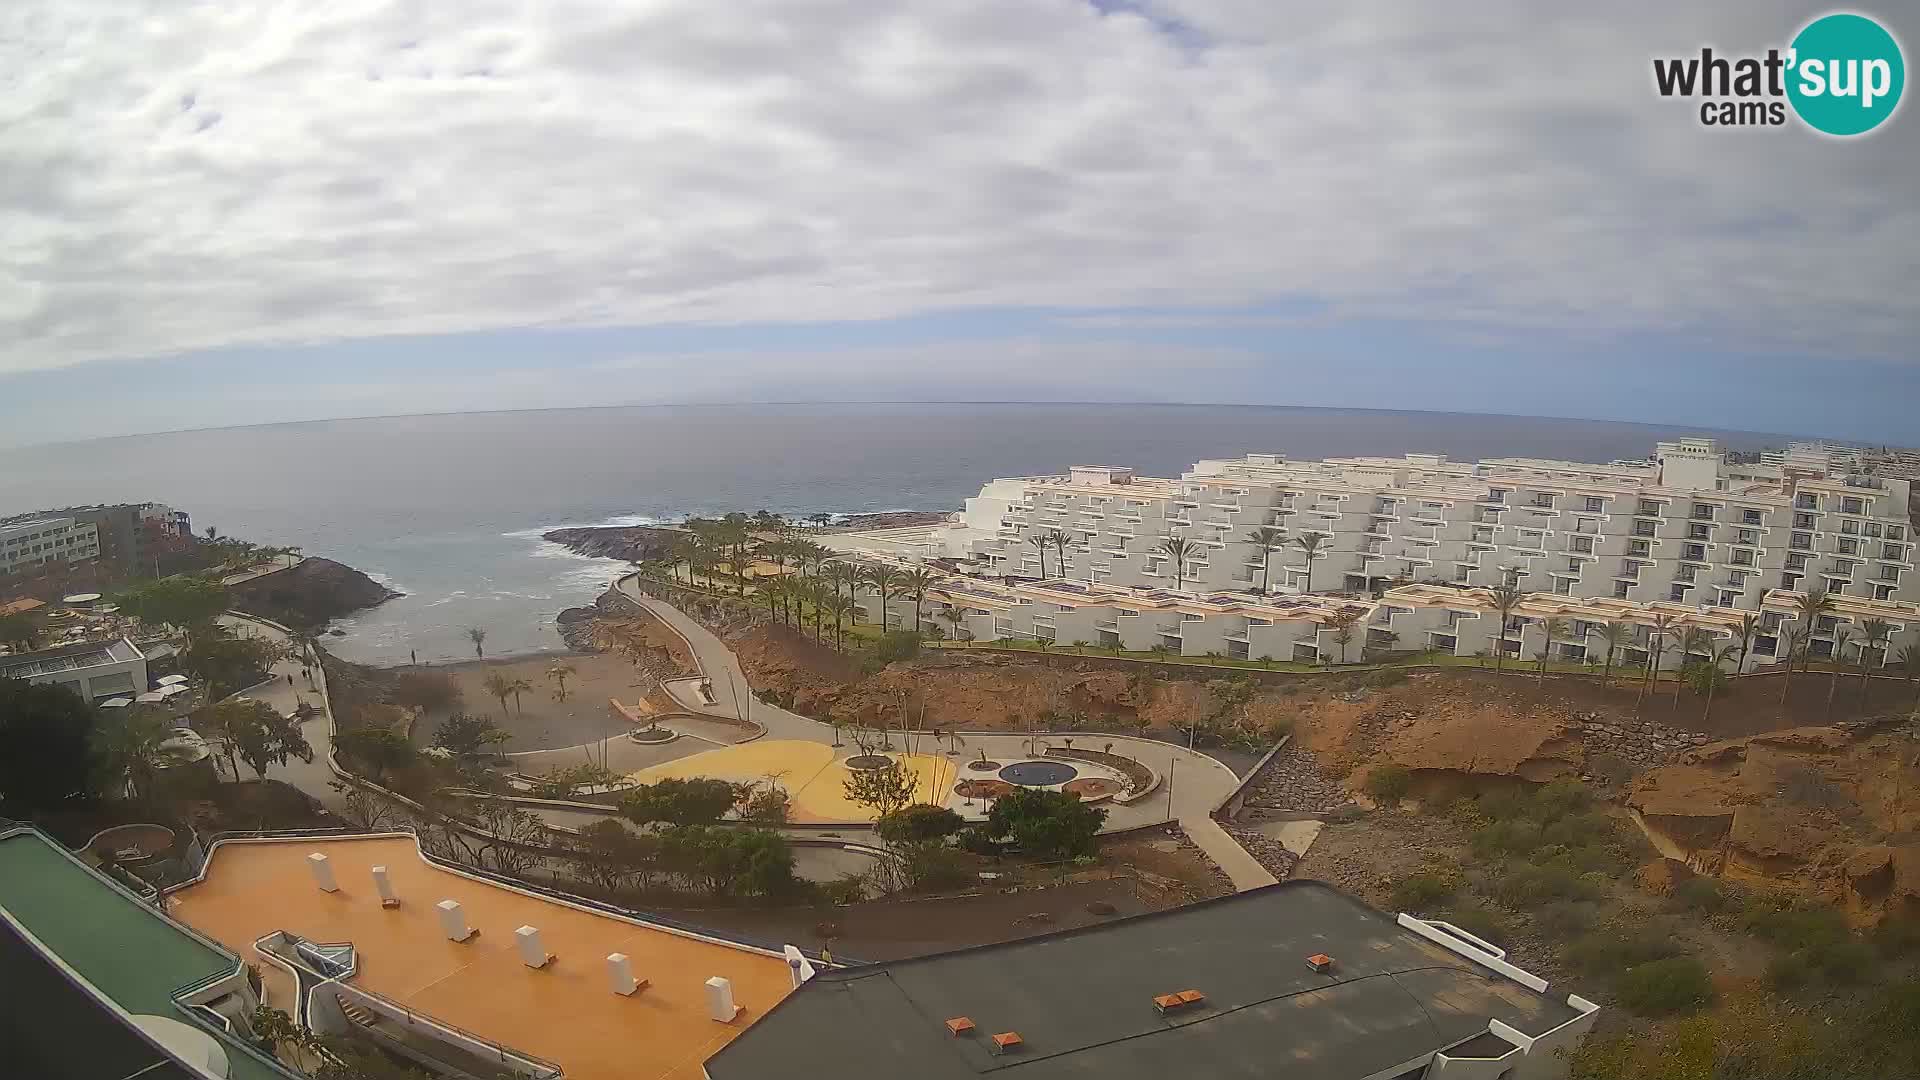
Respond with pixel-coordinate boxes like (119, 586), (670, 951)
(835, 437), (1919, 672)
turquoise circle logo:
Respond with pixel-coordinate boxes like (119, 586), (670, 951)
(1787, 13), (1905, 135)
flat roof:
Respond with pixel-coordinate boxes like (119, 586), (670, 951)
(0, 828), (291, 1080)
(168, 835), (796, 1080)
(0, 915), (199, 1080)
(706, 880), (1580, 1080)
(0, 635), (144, 678)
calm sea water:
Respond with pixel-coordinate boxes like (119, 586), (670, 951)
(0, 403), (1786, 664)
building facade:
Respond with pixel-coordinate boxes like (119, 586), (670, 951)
(0, 516), (101, 576)
(0, 637), (149, 702)
(837, 437), (1918, 671)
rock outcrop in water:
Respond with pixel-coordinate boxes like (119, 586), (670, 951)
(542, 525), (684, 563)
(228, 558), (401, 629)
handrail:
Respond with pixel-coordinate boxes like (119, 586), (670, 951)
(323, 979), (563, 1079)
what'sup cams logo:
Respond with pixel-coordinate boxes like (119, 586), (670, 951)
(1654, 11), (1905, 135)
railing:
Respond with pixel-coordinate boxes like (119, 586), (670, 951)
(327, 981), (563, 1079)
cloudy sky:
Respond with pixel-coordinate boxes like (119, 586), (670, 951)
(2, 0), (1915, 447)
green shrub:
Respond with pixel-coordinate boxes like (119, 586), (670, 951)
(1445, 797), (1490, 829)
(1531, 779), (1595, 823)
(1443, 902), (1510, 947)
(1615, 956), (1714, 1016)
(1741, 900), (1851, 953)
(1470, 819), (1544, 860)
(1567, 923), (1681, 978)
(1389, 872), (1459, 912)
(1541, 810), (1617, 849)
(1669, 877), (1727, 914)
(1491, 863), (1598, 909)
(1365, 765), (1412, 807)
(1535, 901), (1598, 936)
(869, 630), (923, 664)
(1475, 788), (1533, 823)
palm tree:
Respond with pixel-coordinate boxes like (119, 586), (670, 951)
(1858, 617), (1892, 705)
(1588, 620), (1632, 688)
(1779, 626), (1809, 707)
(1825, 625), (1854, 720)
(481, 672), (515, 720)
(1026, 534), (1050, 579)
(1155, 537), (1198, 592)
(1292, 533), (1324, 593)
(1733, 612), (1761, 675)
(1790, 589), (1835, 676)
(506, 677), (534, 715)
(865, 565), (901, 628)
(1488, 582), (1526, 674)
(1674, 626), (1715, 706)
(1700, 643), (1739, 725)
(826, 593), (854, 650)
(1538, 617), (1569, 680)
(671, 535), (698, 585)
(1243, 526), (1287, 593)
(1048, 528), (1075, 580)
(465, 627), (487, 659)
(1326, 609), (1361, 664)
(1641, 612), (1677, 708)
(901, 568), (937, 634)
(826, 561), (860, 610)
(939, 605), (971, 643)
(547, 663), (576, 701)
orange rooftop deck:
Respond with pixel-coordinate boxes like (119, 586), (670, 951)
(167, 835), (795, 1080)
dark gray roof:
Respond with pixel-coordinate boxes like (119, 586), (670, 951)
(706, 881), (1577, 1080)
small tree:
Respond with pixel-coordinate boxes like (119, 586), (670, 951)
(480, 672), (515, 720)
(431, 713), (509, 759)
(1488, 582), (1526, 674)
(620, 777), (742, 826)
(982, 788), (1106, 859)
(876, 804), (965, 846)
(1325, 609), (1361, 664)
(0, 678), (101, 814)
(464, 626), (487, 659)
(843, 760), (918, 820)
(333, 728), (416, 781)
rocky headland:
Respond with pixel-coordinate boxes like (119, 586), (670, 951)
(227, 557), (400, 629)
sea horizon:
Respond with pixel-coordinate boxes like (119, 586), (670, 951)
(0, 401), (1815, 665)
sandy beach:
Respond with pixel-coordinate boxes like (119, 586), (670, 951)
(410, 650), (643, 753)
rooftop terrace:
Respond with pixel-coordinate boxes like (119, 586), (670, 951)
(167, 835), (796, 1080)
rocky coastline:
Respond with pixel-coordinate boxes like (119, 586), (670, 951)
(227, 557), (401, 629)
(540, 510), (951, 564)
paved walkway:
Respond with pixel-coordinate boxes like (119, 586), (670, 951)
(216, 613), (344, 809)
(610, 576), (1277, 887)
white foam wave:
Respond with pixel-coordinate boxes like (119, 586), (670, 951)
(499, 512), (684, 541)
(363, 569), (411, 594)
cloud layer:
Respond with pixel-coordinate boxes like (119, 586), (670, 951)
(3, 0), (1915, 374)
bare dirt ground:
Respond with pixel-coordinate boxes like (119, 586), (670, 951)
(420, 651), (642, 752)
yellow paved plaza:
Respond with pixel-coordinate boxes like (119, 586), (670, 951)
(625, 740), (957, 823)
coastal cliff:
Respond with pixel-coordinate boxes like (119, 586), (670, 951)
(228, 557), (401, 629)
(541, 511), (951, 564)
(542, 525), (684, 563)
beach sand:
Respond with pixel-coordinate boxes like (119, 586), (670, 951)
(411, 650), (643, 753)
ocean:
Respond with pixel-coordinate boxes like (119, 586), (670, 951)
(0, 403), (1788, 665)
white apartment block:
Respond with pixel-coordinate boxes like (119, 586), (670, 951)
(0, 516), (101, 576)
(838, 438), (1919, 671)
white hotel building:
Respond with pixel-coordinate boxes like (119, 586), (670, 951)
(837, 438), (1919, 672)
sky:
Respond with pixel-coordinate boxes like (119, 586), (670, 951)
(2, 1), (1916, 448)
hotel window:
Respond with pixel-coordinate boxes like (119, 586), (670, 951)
(1633, 521), (1657, 538)
(1735, 528), (1758, 545)
(1692, 503), (1715, 520)
(1842, 497), (1864, 514)
(1585, 496), (1605, 512)
(1842, 519), (1860, 535)
(1742, 509), (1763, 525)
(1638, 500), (1661, 515)
(1786, 553), (1808, 571)
(1782, 572), (1801, 590)
(1881, 564), (1901, 581)
(1670, 585), (1689, 601)
(1689, 523), (1711, 540)
(1570, 536), (1593, 554)
(1877, 584), (1897, 600)
(1818, 615), (1839, 632)
(1628, 539), (1651, 557)
(1890, 525), (1907, 541)
(1794, 513), (1816, 530)
(1614, 581), (1631, 598)
(1886, 543), (1908, 561)
(1796, 493), (1817, 509)
(1567, 558), (1582, 572)
(1839, 538), (1860, 555)
(1790, 531), (1813, 550)
(1865, 522), (1883, 538)
(1834, 560), (1856, 576)
(1683, 543), (1706, 561)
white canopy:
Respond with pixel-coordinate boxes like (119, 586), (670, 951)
(157, 684), (192, 699)
(134, 692), (166, 704)
(100, 697), (133, 709)
(155, 674), (189, 686)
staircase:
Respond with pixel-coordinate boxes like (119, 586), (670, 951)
(338, 999), (379, 1029)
